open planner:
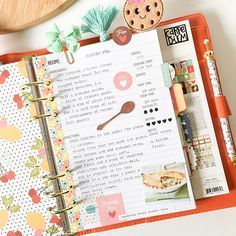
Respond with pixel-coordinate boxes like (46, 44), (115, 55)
(0, 14), (236, 236)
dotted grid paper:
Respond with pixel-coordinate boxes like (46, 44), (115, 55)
(0, 62), (63, 235)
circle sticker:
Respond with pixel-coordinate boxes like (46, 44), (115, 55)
(112, 26), (132, 46)
(114, 72), (133, 90)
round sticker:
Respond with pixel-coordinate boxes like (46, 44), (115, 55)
(114, 72), (133, 90)
(112, 26), (132, 46)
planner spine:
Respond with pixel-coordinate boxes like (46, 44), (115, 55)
(24, 59), (76, 235)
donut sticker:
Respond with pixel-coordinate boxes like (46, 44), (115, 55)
(123, 0), (164, 32)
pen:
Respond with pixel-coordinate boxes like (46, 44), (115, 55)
(204, 39), (236, 164)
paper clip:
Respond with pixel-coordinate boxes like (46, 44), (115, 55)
(64, 49), (75, 64)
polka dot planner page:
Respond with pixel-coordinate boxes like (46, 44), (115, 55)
(0, 62), (63, 235)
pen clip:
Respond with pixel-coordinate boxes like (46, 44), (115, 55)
(204, 39), (214, 60)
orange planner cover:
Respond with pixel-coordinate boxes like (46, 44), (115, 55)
(1, 13), (236, 235)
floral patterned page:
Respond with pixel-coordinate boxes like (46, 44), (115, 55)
(33, 30), (196, 232)
(0, 62), (63, 235)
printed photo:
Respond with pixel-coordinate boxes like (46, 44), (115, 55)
(141, 162), (189, 202)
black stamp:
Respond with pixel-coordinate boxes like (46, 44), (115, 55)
(164, 24), (189, 46)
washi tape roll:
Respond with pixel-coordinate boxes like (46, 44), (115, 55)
(170, 83), (187, 115)
(179, 113), (194, 143)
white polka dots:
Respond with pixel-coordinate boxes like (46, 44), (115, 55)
(0, 62), (62, 235)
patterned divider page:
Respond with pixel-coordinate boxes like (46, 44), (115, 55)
(33, 30), (195, 232)
(157, 20), (229, 199)
(0, 62), (64, 235)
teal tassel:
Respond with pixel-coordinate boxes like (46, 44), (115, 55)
(81, 5), (119, 42)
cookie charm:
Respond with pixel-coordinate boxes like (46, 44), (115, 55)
(123, 0), (164, 32)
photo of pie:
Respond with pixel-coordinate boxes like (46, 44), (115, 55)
(142, 170), (186, 194)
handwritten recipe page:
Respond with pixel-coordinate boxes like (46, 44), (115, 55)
(34, 30), (195, 229)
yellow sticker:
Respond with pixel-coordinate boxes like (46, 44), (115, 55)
(0, 125), (21, 142)
(29, 103), (37, 118)
(0, 210), (9, 229)
(26, 212), (46, 230)
(18, 61), (28, 78)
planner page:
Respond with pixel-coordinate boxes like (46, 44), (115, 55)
(33, 30), (195, 231)
(157, 20), (229, 199)
(0, 62), (63, 235)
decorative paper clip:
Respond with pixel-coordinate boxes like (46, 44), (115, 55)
(46, 24), (81, 64)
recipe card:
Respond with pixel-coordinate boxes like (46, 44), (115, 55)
(33, 30), (195, 230)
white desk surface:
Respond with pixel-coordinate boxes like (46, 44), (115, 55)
(1, 0), (236, 235)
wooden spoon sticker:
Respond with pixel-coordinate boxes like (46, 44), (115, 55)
(97, 101), (135, 131)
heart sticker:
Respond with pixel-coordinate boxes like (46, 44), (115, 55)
(113, 26), (132, 46)
(114, 72), (133, 91)
(96, 193), (125, 226)
(109, 211), (116, 218)
(119, 35), (127, 43)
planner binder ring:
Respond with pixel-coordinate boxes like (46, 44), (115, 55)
(31, 112), (58, 121)
(22, 80), (52, 88)
(43, 172), (66, 180)
(50, 202), (79, 215)
(48, 199), (80, 212)
(45, 185), (75, 198)
(29, 96), (54, 103)
(43, 169), (71, 181)
(45, 189), (71, 198)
